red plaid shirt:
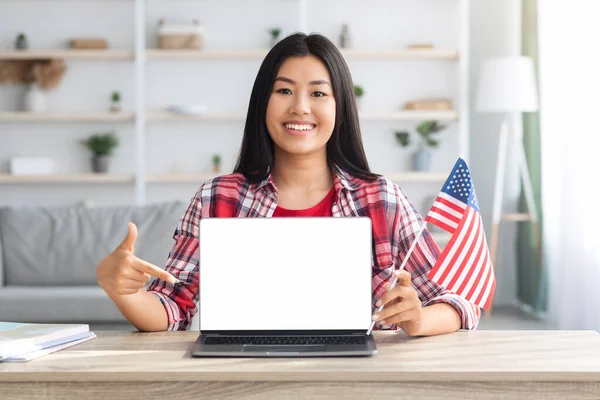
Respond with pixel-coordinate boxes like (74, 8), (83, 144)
(147, 166), (481, 331)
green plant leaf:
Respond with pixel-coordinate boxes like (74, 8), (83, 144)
(416, 120), (433, 135)
(394, 132), (410, 147)
(81, 133), (119, 156)
(354, 85), (364, 97)
(426, 138), (439, 147)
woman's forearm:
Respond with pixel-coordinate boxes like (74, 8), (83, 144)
(108, 290), (169, 332)
(415, 303), (462, 336)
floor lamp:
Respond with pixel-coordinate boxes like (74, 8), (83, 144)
(475, 56), (541, 316)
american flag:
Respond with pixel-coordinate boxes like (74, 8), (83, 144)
(425, 158), (496, 310)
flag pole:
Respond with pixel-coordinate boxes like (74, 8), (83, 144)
(366, 223), (427, 335)
(396, 225), (427, 273)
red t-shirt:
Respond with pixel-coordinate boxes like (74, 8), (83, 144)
(272, 186), (335, 217)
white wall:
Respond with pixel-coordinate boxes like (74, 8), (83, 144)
(470, 0), (522, 306)
(0, 0), (521, 305)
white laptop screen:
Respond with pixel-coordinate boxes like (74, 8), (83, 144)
(199, 217), (373, 331)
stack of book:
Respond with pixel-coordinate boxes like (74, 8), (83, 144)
(0, 322), (96, 362)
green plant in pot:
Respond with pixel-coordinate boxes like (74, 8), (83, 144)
(110, 91), (121, 113)
(395, 120), (446, 171)
(269, 27), (281, 47)
(354, 85), (364, 109)
(212, 153), (222, 173)
(81, 132), (119, 173)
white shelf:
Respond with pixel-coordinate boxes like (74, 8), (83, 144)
(0, 171), (447, 185)
(146, 110), (458, 122)
(360, 110), (458, 121)
(342, 49), (458, 60)
(145, 48), (458, 60)
(147, 172), (218, 183)
(0, 174), (135, 184)
(0, 110), (457, 123)
(0, 49), (458, 61)
(146, 49), (269, 60)
(385, 171), (448, 183)
(146, 171), (447, 184)
(147, 111), (245, 122)
(0, 50), (134, 60)
(0, 112), (135, 123)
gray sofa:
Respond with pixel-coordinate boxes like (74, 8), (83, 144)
(0, 201), (188, 324)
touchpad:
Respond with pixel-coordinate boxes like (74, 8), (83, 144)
(242, 345), (325, 352)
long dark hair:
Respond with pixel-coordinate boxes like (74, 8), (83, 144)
(233, 32), (379, 182)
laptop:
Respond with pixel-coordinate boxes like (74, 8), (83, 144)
(191, 217), (377, 357)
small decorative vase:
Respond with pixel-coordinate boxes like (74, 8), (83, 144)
(109, 102), (121, 113)
(213, 164), (221, 173)
(412, 150), (431, 171)
(270, 36), (280, 47)
(339, 24), (351, 48)
(356, 96), (363, 111)
(92, 155), (110, 173)
(23, 84), (47, 112)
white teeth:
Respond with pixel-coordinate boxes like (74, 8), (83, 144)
(284, 123), (314, 131)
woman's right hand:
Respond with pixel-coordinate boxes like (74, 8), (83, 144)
(96, 222), (179, 297)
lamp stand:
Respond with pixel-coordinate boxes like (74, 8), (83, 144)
(486, 115), (542, 318)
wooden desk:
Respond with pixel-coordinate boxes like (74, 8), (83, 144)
(1, 330), (599, 399)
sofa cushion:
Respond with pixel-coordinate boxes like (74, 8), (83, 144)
(0, 232), (4, 287)
(0, 201), (188, 286)
(0, 286), (129, 322)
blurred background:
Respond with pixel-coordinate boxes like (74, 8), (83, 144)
(0, 0), (597, 332)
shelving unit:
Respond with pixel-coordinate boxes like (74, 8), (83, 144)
(0, 0), (470, 207)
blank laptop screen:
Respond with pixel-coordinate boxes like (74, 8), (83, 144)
(199, 217), (373, 331)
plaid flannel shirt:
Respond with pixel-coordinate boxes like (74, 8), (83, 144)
(147, 166), (481, 331)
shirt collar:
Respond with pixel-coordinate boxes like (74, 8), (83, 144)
(332, 165), (362, 192)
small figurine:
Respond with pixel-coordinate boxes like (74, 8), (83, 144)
(339, 24), (351, 49)
(15, 33), (29, 50)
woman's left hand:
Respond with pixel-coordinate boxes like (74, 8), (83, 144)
(373, 269), (424, 336)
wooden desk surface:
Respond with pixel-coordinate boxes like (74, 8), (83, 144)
(1, 330), (600, 399)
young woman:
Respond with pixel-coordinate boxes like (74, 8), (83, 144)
(96, 33), (480, 335)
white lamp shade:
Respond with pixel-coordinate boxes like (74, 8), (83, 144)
(475, 56), (539, 112)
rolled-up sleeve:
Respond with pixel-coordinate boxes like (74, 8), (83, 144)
(146, 189), (202, 331)
(392, 184), (481, 330)
(423, 292), (481, 330)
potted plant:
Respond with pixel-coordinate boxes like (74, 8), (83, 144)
(212, 154), (222, 173)
(110, 91), (121, 113)
(354, 85), (364, 109)
(269, 27), (282, 47)
(81, 132), (119, 173)
(395, 120), (446, 171)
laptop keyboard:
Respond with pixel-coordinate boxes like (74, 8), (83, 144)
(205, 335), (366, 346)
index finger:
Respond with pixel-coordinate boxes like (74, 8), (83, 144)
(132, 258), (180, 284)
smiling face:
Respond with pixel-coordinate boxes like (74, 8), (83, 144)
(265, 55), (337, 159)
